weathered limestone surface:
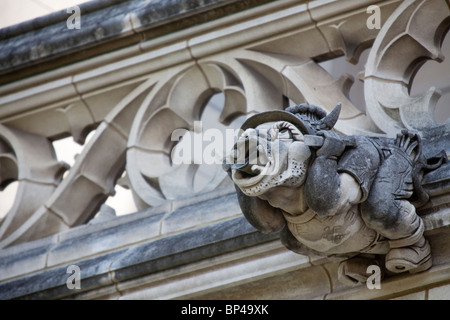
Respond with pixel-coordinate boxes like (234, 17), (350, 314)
(0, 0), (449, 300)
(0, 0), (274, 84)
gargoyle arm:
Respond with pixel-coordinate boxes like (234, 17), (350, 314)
(305, 156), (362, 216)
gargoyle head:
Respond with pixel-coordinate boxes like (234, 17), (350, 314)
(224, 103), (341, 197)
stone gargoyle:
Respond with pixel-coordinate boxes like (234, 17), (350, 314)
(223, 103), (449, 285)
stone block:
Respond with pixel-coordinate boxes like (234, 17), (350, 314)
(195, 264), (331, 300)
(47, 209), (167, 267)
(161, 190), (242, 234)
(0, 235), (57, 282)
(0, 249), (122, 299)
(428, 283), (450, 300)
(391, 291), (426, 300)
(111, 217), (273, 283)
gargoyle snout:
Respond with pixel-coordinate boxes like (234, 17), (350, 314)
(230, 132), (270, 177)
(231, 136), (256, 175)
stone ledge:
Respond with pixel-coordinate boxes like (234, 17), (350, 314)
(0, 0), (275, 85)
(1, 182), (450, 299)
(181, 228), (450, 300)
(0, 216), (277, 300)
(0, 186), (240, 282)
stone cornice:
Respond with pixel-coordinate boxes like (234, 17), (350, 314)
(0, 0), (276, 85)
(1, 0), (449, 301)
(0, 188), (280, 299)
(1, 186), (449, 299)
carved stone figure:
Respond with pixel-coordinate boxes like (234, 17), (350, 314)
(223, 103), (449, 284)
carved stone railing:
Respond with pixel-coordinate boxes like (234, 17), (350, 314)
(0, 0), (449, 300)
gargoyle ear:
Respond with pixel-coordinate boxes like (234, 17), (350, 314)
(318, 103), (341, 130)
(234, 185), (286, 234)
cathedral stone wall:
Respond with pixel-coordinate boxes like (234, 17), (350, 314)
(0, 0), (449, 300)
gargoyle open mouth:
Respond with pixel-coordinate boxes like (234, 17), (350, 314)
(230, 135), (272, 187)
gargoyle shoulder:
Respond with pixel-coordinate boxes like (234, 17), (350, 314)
(337, 136), (383, 202)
